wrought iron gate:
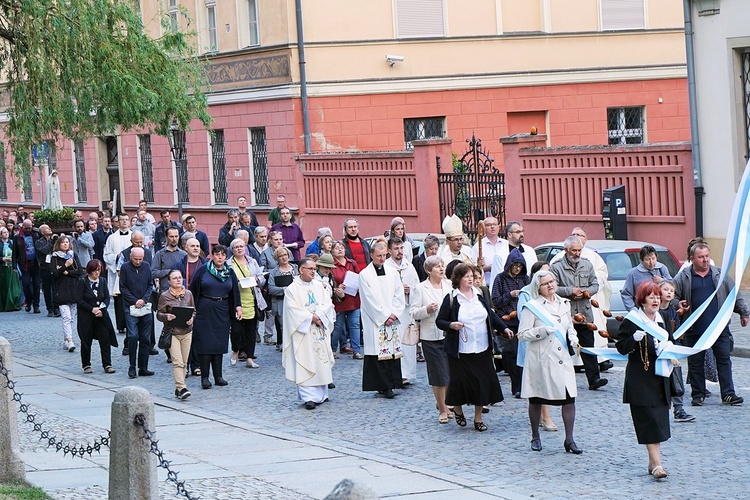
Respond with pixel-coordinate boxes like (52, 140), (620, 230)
(437, 135), (505, 243)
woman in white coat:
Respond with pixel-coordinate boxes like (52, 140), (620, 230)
(518, 270), (582, 454)
(409, 255), (453, 423)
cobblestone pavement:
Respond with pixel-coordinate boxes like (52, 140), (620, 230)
(3, 297), (750, 499)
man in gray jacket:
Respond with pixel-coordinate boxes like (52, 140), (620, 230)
(71, 219), (95, 268)
(551, 236), (607, 390)
(673, 242), (749, 406)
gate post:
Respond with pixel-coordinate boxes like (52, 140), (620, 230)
(0, 337), (26, 482)
(413, 138), (452, 230)
(109, 386), (157, 500)
(499, 133), (548, 226)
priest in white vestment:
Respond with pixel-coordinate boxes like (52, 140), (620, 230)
(360, 241), (406, 398)
(282, 257), (337, 409)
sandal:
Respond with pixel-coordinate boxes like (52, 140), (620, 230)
(438, 413), (449, 424)
(104, 366), (116, 374)
(474, 421), (488, 432)
(541, 420), (559, 432)
(453, 411), (467, 427)
(83, 366), (93, 374)
(651, 466), (668, 479)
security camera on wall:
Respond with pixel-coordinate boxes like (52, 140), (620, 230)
(386, 55), (405, 66)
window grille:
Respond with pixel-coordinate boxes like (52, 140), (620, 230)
(403, 117), (445, 149)
(171, 129), (190, 204)
(248, 0), (260, 46)
(742, 51), (750, 161)
(607, 107), (644, 145)
(0, 144), (6, 201)
(210, 130), (228, 204)
(139, 135), (154, 203)
(73, 140), (87, 202)
(249, 128), (269, 206)
(207, 5), (218, 52)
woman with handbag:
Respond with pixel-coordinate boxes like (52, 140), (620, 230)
(0, 227), (22, 311)
(409, 255), (452, 424)
(268, 247), (298, 352)
(436, 263), (510, 432)
(75, 259), (117, 374)
(51, 235), (84, 352)
(616, 281), (675, 480)
(157, 269), (196, 400)
(228, 238), (263, 368)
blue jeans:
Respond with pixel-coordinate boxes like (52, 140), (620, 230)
(685, 330), (735, 398)
(125, 310), (153, 369)
(332, 309), (361, 354)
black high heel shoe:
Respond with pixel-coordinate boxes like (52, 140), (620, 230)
(531, 438), (542, 452)
(564, 440), (582, 454)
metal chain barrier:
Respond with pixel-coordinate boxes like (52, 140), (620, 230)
(134, 413), (200, 500)
(0, 354), (110, 458)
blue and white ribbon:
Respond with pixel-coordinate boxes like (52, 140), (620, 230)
(521, 299), (570, 351)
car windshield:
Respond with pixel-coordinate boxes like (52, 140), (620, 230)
(601, 250), (679, 281)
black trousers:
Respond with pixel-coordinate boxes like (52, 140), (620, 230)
(684, 330), (735, 398)
(79, 328), (112, 369)
(114, 294), (126, 332)
(20, 264), (41, 309)
(575, 324), (601, 385)
(501, 337), (523, 395)
(231, 316), (258, 357)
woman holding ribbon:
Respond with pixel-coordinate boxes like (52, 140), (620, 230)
(518, 270), (581, 454)
(615, 281), (673, 480)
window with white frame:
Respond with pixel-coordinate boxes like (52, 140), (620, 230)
(607, 107), (644, 145)
(168, 0), (179, 32)
(248, 0), (260, 46)
(403, 117), (446, 149)
(394, 0), (445, 38)
(206, 3), (218, 52)
(73, 140), (87, 203)
(600, 0), (645, 31)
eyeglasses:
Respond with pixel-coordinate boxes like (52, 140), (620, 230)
(508, 230), (524, 234)
(300, 267), (316, 271)
(539, 280), (556, 287)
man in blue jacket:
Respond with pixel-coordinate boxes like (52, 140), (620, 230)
(120, 247), (155, 379)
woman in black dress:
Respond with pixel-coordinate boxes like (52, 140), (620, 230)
(75, 259), (117, 374)
(189, 245), (241, 389)
(436, 263), (511, 431)
(616, 281), (673, 480)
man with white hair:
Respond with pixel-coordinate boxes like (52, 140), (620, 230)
(306, 227), (333, 256)
(119, 246), (155, 379)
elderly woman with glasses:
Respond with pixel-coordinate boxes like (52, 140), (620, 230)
(228, 238), (265, 368)
(268, 246), (299, 351)
(157, 269), (196, 399)
(518, 270), (582, 454)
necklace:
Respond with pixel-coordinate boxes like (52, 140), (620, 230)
(639, 335), (649, 372)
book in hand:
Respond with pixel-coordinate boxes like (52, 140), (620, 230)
(167, 306), (195, 328)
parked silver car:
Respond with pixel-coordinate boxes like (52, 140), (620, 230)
(534, 240), (682, 334)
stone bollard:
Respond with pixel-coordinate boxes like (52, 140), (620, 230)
(0, 337), (26, 482)
(324, 479), (378, 500)
(108, 386), (157, 500)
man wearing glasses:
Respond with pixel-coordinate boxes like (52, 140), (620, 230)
(282, 257), (336, 409)
(438, 214), (475, 266)
(471, 216), (503, 285)
(490, 221), (537, 294)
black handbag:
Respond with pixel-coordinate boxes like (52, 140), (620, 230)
(157, 328), (173, 350)
(669, 369), (685, 398)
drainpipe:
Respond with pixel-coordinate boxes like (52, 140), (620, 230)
(295, 0), (311, 154)
(683, 0), (704, 236)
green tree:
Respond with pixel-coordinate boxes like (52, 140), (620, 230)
(0, 0), (210, 181)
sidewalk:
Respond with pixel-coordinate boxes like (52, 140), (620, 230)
(10, 353), (512, 500)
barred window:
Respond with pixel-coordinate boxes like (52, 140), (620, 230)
(210, 130), (228, 204)
(249, 128), (269, 206)
(139, 135), (154, 203)
(607, 107), (644, 145)
(741, 51), (750, 161)
(404, 117), (446, 150)
(0, 144), (6, 201)
(73, 140), (87, 202)
(171, 129), (190, 204)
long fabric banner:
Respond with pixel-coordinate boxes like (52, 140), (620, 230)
(585, 159), (750, 375)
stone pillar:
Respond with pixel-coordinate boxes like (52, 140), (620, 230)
(108, 387), (157, 500)
(0, 337), (26, 482)
(499, 133), (548, 226)
(412, 138), (453, 231)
